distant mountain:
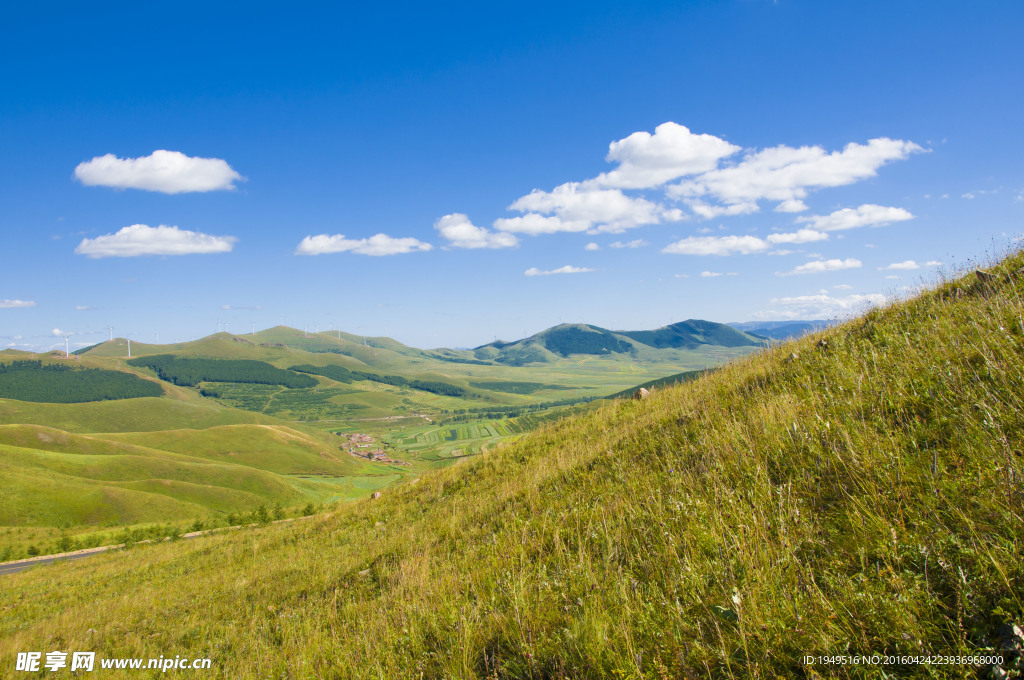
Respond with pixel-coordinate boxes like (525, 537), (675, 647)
(618, 320), (763, 349)
(727, 319), (836, 341)
(473, 320), (764, 366)
(72, 319), (765, 371)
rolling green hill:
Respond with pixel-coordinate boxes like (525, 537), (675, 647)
(473, 319), (765, 365)
(3, 254), (1022, 677)
(0, 420), (392, 530)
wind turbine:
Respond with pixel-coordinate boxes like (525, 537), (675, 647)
(127, 337), (131, 358)
(251, 321), (255, 335)
(62, 335), (70, 358)
(107, 325), (114, 342)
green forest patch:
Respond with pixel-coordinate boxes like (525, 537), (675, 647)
(0, 360), (163, 403)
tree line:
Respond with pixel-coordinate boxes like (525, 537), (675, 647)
(290, 364), (466, 397)
(128, 355), (317, 388)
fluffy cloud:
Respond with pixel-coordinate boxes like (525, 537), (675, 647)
(492, 214), (567, 235)
(662, 235), (769, 256)
(75, 224), (237, 258)
(497, 183), (682, 235)
(295, 233), (433, 256)
(796, 204), (914, 231)
(584, 242), (601, 251)
(700, 271), (723, 278)
(880, 260), (920, 270)
(524, 265), (595, 277)
(670, 138), (922, 215)
(434, 213), (518, 249)
(686, 200), (759, 219)
(609, 239), (648, 249)
(74, 150), (243, 194)
(775, 199), (809, 213)
(766, 228), (829, 244)
(484, 124), (919, 240)
(588, 122), (740, 190)
(780, 258), (863, 275)
(757, 292), (887, 319)
(0, 299), (35, 309)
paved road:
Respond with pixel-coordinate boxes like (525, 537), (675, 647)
(0, 550), (108, 575)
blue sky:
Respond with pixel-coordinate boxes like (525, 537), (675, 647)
(2, 0), (1022, 352)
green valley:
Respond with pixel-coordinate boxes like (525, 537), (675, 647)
(0, 318), (762, 561)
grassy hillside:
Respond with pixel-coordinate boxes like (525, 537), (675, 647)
(5, 255), (1022, 677)
(0, 396), (276, 433)
(0, 422), (392, 529)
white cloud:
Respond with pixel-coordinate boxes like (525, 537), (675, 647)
(295, 233), (433, 256)
(587, 122), (740, 190)
(51, 328), (69, 336)
(0, 299), (35, 309)
(880, 260), (920, 270)
(498, 182), (682, 235)
(757, 292), (887, 319)
(686, 200), (759, 219)
(962, 189), (999, 200)
(833, 283), (854, 290)
(885, 275), (900, 279)
(670, 138), (922, 215)
(609, 239), (649, 249)
(780, 258), (862, 275)
(584, 242), (601, 251)
(700, 271), (723, 278)
(74, 305), (92, 311)
(662, 234), (769, 256)
(434, 213), (518, 249)
(75, 224), (237, 258)
(796, 204), (914, 231)
(926, 260), (943, 266)
(74, 150), (243, 194)
(774, 199), (809, 213)
(766, 228), (829, 244)
(673, 273), (690, 279)
(524, 265), (595, 277)
(492, 214), (566, 235)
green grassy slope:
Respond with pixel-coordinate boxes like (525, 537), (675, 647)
(0, 417), (390, 531)
(5, 255), (1022, 678)
(0, 427), (363, 527)
(104, 424), (361, 475)
(0, 396), (276, 433)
